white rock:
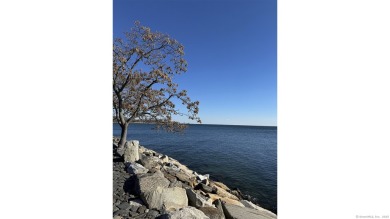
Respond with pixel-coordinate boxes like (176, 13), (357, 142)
(124, 140), (140, 163)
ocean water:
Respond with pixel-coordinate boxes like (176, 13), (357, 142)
(113, 123), (277, 213)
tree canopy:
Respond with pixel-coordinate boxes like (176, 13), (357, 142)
(113, 21), (201, 148)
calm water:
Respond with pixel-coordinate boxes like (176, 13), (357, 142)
(113, 123), (277, 213)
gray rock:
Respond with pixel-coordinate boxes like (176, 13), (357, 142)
(127, 162), (149, 175)
(141, 187), (188, 210)
(215, 199), (224, 213)
(158, 206), (210, 219)
(165, 162), (180, 171)
(129, 211), (139, 217)
(199, 207), (225, 219)
(136, 172), (170, 195)
(117, 202), (130, 210)
(147, 209), (160, 218)
(124, 140), (140, 163)
(169, 180), (183, 188)
(240, 200), (277, 219)
(197, 183), (215, 193)
(222, 203), (276, 219)
(130, 205), (138, 212)
(186, 189), (213, 208)
(140, 155), (162, 169)
(113, 209), (128, 217)
(137, 205), (147, 213)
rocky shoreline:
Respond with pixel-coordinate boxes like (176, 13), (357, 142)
(113, 138), (277, 219)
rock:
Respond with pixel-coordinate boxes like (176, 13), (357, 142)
(165, 162), (180, 171)
(136, 172), (170, 195)
(186, 189), (214, 208)
(113, 209), (128, 217)
(199, 207), (225, 219)
(158, 206), (210, 219)
(208, 194), (244, 207)
(169, 180), (183, 188)
(197, 174), (210, 181)
(129, 199), (144, 213)
(215, 199), (224, 215)
(176, 172), (197, 187)
(161, 155), (169, 163)
(240, 200), (277, 218)
(124, 140), (140, 163)
(230, 189), (244, 200)
(221, 197), (245, 207)
(165, 168), (197, 187)
(214, 187), (239, 201)
(129, 211), (139, 217)
(126, 162), (149, 175)
(207, 194), (222, 203)
(117, 202), (131, 210)
(140, 155), (162, 169)
(141, 187), (188, 210)
(129, 199), (144, 207)
(137, 205), (147, 213)
(210, 181), (230, 191)
(163, 172), (178, 183)
(130, 205), (138, 212)
(113, 216), (123, 219)
(147, 209), (160, 218)
(169, 159), (196, 177)
(200, 178), (210, 186)
(222, 203), (275, 219)
(196, 183), (215, 193)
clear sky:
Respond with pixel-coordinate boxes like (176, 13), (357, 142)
(114, 0), (277, 126)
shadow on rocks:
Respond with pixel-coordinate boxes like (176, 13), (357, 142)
(113, 144), (124, 163)
(123, 175), (138, 195)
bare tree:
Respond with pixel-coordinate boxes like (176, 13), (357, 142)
(113, 21), (201, 153)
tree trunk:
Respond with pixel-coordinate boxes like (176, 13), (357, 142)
(117, 123), (128, 155)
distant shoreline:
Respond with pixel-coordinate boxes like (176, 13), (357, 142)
(113, 122), (277, 128)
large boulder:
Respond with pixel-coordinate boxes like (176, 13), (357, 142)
(124, 140), (140, 163)
(186, 189), (214, 208)
(141, 187), (188, 210)
(158, 206), (210, 219)
(136, 172), (170, 195)
(222, 203), (276, 219)
(240, 200), (277, 219)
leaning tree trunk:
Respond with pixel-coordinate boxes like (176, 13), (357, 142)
(117, 123), (128, 156)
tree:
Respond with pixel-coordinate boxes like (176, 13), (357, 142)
(113, 21), (201, 152)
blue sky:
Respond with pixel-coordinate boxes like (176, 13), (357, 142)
(114, 0), (277, 126)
